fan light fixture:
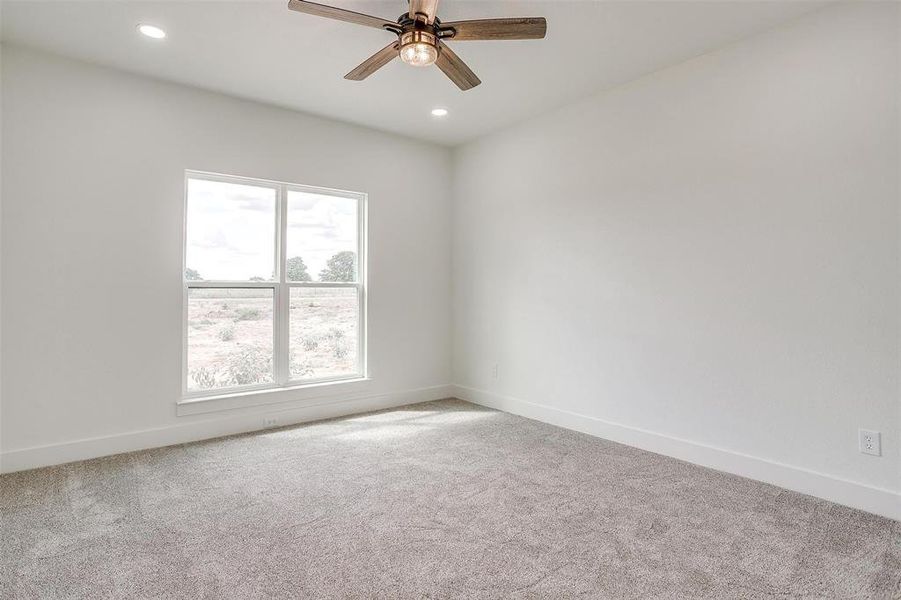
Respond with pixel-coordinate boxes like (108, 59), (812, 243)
(137, 24), (166, 39)
(287, 0), (547, 91)
(399, 31), (438, 67)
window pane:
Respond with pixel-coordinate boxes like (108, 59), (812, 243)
(187, 288), (274, 391)
(286, 191), (358, 282)
(186, 178), (276, 281)
(290, 287), (359, 380)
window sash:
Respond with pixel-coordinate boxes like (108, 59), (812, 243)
(284, 284), (364, 386)
(183, 286), (277, 397)
(185, 173), (281, 283)
(182, 171), (366, 400)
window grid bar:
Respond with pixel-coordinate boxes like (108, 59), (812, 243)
(275, 184), (290, 386)
(185, 282), (361, 289)
(284, 282), (361, 288)
(186, 281), (278, 288)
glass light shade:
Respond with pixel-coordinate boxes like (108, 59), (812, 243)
(400, 41), (438, 67)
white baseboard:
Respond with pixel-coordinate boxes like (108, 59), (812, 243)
(453, 384), (900, 522)
(1, 384), (454, 474)
(5, 382), (897, 521)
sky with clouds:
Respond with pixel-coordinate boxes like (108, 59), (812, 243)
(186, 178), (357, 281)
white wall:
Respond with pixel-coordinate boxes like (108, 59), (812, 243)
(452, 3), (900, 515)
(0, 45), (452, 469)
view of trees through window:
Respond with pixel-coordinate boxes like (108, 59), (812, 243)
(185, 250), (356, 284)
(184, 174), (363, 394)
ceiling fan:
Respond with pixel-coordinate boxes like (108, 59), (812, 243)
(287, 0), (547, 91)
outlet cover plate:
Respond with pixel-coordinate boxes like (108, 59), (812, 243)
(859, 429), (881, 456)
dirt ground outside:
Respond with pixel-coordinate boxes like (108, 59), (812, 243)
(186, 287), (359, 392)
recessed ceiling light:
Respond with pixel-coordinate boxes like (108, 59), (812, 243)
(137, 24), (166, 39)
(431, 108), (448, 117)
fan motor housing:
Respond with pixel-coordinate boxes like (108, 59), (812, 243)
(399, 30), (438, 49)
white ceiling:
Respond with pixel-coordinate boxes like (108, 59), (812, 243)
(1, 0), (827, 146)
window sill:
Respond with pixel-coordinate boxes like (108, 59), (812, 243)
(177, 377), (371, 417)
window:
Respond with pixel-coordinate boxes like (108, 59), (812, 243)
(183, 172), (366, 398)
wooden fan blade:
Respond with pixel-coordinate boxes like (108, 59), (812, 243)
(345, 42), (400, 80)
(408, 0), (440, 24)
(288, 0), (397, 31)
(439, 17), (547, 41)
(435, 43), (480, 91)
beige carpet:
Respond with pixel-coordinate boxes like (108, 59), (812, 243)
(2, 399), (899, 599)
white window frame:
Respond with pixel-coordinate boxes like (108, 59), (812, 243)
(181, 170), (368, 401)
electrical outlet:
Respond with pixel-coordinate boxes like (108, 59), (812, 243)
(859, 429), (881, 456)
(491, 363), (499, 379)
(263, 417), (279, 428)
